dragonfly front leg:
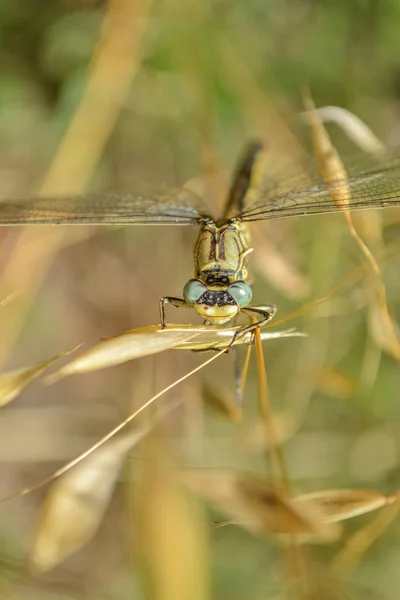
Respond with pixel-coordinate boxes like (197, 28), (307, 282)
(230, 304), (276, 346)
(160, 296), (189, 328)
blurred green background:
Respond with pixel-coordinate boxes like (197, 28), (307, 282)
(1, 0), (400, 598)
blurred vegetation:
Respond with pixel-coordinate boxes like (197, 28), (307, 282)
(1, 0), (400, 598)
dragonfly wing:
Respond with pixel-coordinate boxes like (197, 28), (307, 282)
(236, 154), (400, 221)
(0, 188), (209, 226)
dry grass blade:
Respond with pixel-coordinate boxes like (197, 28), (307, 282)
(302, 89), (355, 208)
(175, 327), (306, 351)
(0, 349), (79, 407)
(301, 106), (386, 157)
(180, 470), (340, 541)
(29, 427), (153, 573)
(135, 448), (209, 600)
(294, 489), (395, 523)
(1, 348), (226, 504)
(47, 325), (305, 383)
(46, 326), (203, 382)
(303, 88), (400, 361)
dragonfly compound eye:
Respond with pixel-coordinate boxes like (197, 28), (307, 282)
(227, 281), (252, 307)
(183, 279), (207, 306)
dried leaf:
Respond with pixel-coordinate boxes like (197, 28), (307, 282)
(136, 448), (209, 600)
(0, 350), (78, 407)
(29, 428), (148, 572)
(294, 489), (395, 523)
(180, 469), (340, 541)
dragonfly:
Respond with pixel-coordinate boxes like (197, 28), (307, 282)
(1, 142), (400, 340)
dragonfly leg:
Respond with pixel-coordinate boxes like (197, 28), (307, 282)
(159, 296), (189, 328)
(229, 304), (276, 346)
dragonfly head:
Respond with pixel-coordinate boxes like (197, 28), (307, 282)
(183, 278), (252, 325)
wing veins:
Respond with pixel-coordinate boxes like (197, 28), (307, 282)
(0, 190), (210, 226)
(235, 163), (400, 222)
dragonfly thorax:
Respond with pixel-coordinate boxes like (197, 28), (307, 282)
(194, 220), (252, 284)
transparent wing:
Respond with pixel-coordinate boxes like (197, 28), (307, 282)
(235, 155), (400, 222)
(0, 187), (209, 226)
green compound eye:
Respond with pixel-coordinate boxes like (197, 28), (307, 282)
(227, 281), (252, 307)
(183, 279), (207, 305)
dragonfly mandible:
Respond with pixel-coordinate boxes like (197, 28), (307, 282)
(1, 142), (400, 338)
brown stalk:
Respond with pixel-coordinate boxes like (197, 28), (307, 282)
(254, 330), (316, 597)
(254, 328), (288, 485)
